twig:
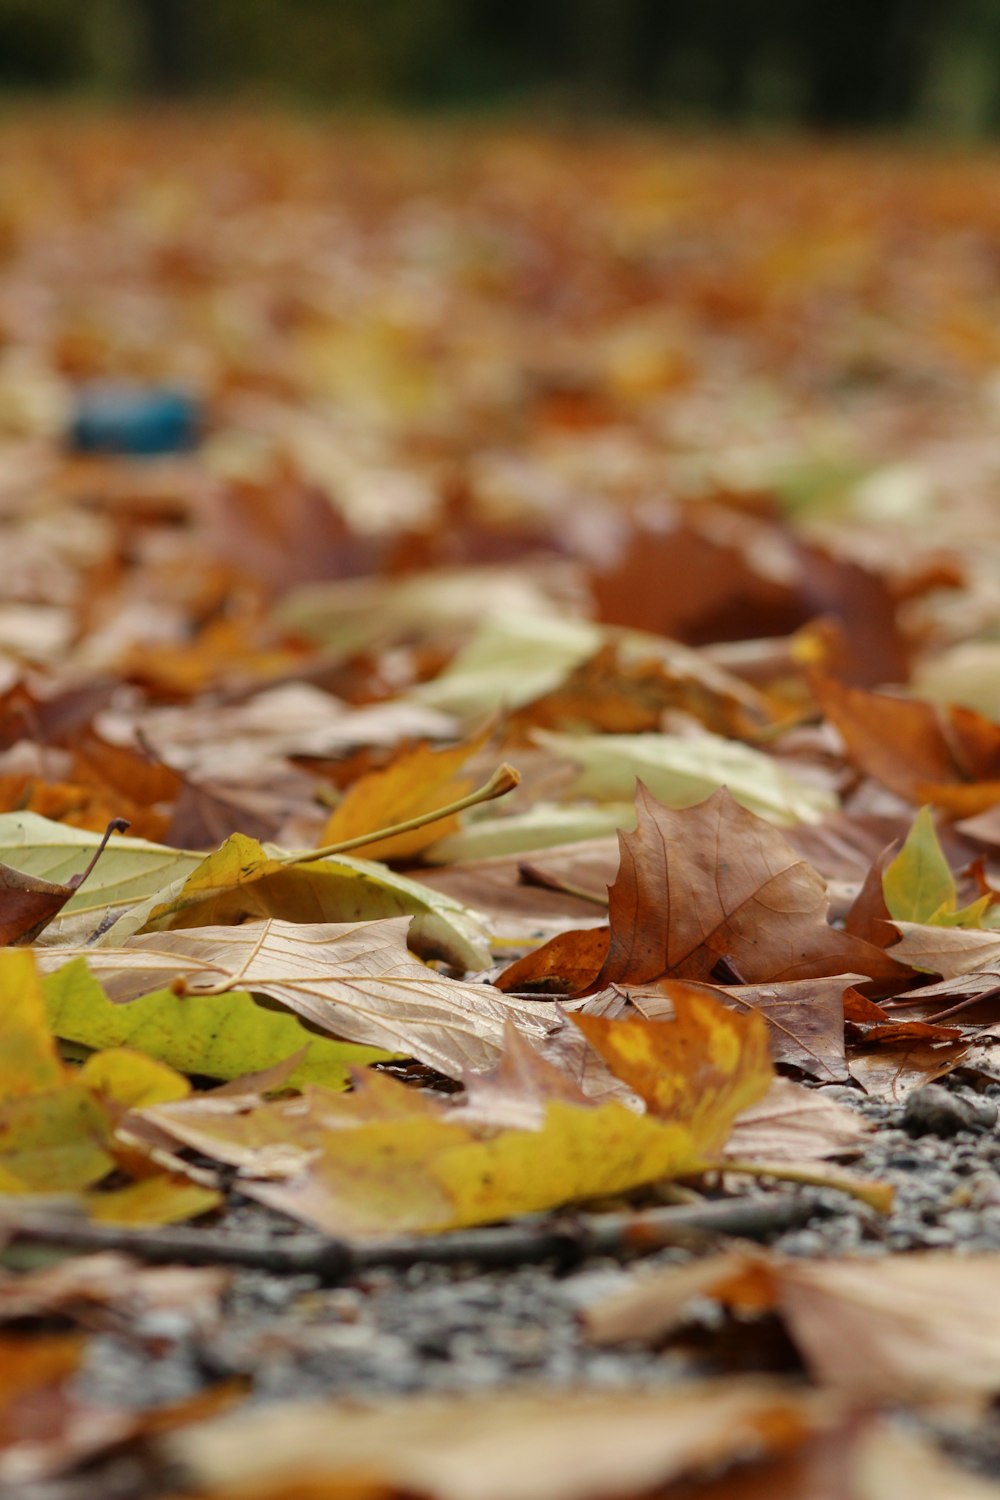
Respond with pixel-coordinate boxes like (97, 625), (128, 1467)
(0, 1192), (833, 1283)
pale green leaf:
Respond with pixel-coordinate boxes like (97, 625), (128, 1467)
(533, 731), (836, 826)
(0, 813), (201, 944)
(882, 807), (956, 924)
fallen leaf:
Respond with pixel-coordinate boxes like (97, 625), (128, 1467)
(0, 812), (201, 945)
(163, 1381), (833, 1500)
(0, 1252), (227, 1330)
(127, 831), (493, 971)
(571, 991), (773, 1148)
(0, 1333), (135, 1487)
(887, 922), (1000, 977)
(34, 917), (562, 1078)
(533, 729), (836, 826)
(630, 975), (858, 1082)
(317, 723), (494, 860)
(725, 1077), (870, 1161)
(882, 806), (990, 927)
(505, 786), (904, 995)
(44, 958), (393, 1091)
(142, 995), (770, 1235)
(587, 1248), (1000, 1401)
(813, 673), (1000, 815)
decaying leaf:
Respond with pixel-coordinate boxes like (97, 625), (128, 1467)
(533, 728), (836, 826)
(571, 992), (772, 1149)
(0, 948), (219, 1219)
(126, 831), (492, 971)
(630, 975), (857, 1082)
(317, 722), (494, 860)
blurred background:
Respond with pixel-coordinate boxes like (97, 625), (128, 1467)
(4, 0), (1000, 136)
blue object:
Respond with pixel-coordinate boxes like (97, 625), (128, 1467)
(70, 383), (200, 456)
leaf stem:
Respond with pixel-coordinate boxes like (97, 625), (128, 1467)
(718, 1157), (893, 1213)
(279, 763), (521, 868)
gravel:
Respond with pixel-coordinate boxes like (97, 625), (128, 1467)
(61, 1072), (1000, 1493)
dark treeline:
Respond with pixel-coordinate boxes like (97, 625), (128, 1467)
(4, 0), (1000, 132)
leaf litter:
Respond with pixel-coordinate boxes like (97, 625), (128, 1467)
(4, 116), (1000, 1496)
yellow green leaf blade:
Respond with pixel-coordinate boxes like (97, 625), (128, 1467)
(0, 1087), (114, 1192)
(883, 807), (957, 924)
(43, 958), (393, 1092)
(533, 729), (836, 827)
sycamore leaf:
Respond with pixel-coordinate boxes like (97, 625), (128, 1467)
(533, 729), (836, 826)
(571, 992), (772, 1152)
(33, 918), (562, 1079)
(85, 1175), (221, 1227)
(318, 723), (493, 860)
(122, 832), (492, 971)
(725, 1077), (869, 1161)
(43, 958), (392, 1091)
(410, 612), (603, 717)
(887, 922), (1000, 978)
(140, 996), (771, 1236)
(629, 975), (857, 1083)
(424, 803), (632, 865)
(0, 817), (126, 946)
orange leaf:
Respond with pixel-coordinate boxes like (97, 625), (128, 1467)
(572, 990), (773, 1154)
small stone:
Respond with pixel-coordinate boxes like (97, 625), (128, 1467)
(902, 1085), (998, 1138)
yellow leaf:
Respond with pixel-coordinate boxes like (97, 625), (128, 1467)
(79, 1048), (191, 1111)
(0, 949), (68, 1098)
(571, 990), (773, 1155)
(0, 1087), (114, 1193)
(87, 1174), (221, 1226)
(140, 1007), (767, 1238)
(318, 726), (492, 861)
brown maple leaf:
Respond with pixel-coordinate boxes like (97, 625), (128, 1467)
(590, 785), (906, 988)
